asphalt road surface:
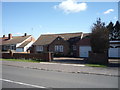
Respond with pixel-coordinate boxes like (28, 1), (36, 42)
(2, 65), (118, 88)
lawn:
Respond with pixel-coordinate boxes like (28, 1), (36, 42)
(85, 64), (107, 67)
(0, 58), (41, 63)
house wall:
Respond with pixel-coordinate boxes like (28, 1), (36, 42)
(32, 37), (70, 56)
(30, 45), (36, 53)
(31, 45), (47, 53)
(2, 44), (16, 51)
(76, 38), (91, 57)
(49, 37), (70, 56)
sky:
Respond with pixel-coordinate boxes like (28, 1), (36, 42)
(2, 0), (118, 39)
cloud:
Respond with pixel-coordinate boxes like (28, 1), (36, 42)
(54, 0), (87, 14)
(103, 9), (114, 14)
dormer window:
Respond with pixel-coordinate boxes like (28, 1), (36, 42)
(58, 38), (60, 40)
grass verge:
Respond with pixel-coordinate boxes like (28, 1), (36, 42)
(85, 64), (107, 67)
(0, 58), (41, 63)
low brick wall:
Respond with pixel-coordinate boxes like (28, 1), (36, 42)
(1, 52), (53, 62)
(2, 53), (12, 59)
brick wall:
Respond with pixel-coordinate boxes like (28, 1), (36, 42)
(49, 37), (70, 56)
(1, 52), (53, 62)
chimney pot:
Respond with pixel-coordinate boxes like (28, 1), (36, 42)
(3, 35), (5, 38)
(8, 34), (12, 39)
(24, 33), (27, 36)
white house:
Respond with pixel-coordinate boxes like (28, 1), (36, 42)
(1, 33), (35, 52)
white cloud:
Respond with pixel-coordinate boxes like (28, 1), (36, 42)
(103, 9), (114, 14)
(54, 0), (87, 14)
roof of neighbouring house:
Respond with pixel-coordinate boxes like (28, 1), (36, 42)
(18, 41), (32, 48)
(33, 32), (90, 46)
(0, 37), (8, 45)
(0, 35), (31, 45)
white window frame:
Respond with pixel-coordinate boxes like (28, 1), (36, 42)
(36, 45), (43, 52)
(55, 45), (63, 52)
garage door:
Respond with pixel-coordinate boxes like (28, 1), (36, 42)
(109, 48), (120, 58)
(79, 46), (91, 57)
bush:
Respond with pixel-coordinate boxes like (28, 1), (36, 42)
(54, 52), (64, 57)
(90, 18), (109, 53)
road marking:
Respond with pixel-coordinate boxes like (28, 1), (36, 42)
(0, 78), (46, 88)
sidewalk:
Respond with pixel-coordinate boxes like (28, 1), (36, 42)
(1, 60), (119, 77)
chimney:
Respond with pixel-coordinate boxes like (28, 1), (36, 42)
(3, 35), (5, 38)
(8, 34), (12, 39)
(24, 33), (27, 36)
(81, 33), (83, 39)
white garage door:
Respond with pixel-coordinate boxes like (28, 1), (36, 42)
(79, 46), (91, 57)
(109, 48), (120, 58)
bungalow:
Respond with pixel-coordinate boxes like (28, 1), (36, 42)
(0, 33), (35, 52)
(32, 32), (91, 57)
(31, 31), (120, 58)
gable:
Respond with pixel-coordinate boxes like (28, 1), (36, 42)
(50, 36), (66, 45)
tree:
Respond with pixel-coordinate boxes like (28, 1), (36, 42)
(90, 18), (109, 53)
(107, 21), (120, 40)
(107, 21), (114, 40)
(114, 21), (120, 40)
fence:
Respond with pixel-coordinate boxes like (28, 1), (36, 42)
(1, 52), (53, 62)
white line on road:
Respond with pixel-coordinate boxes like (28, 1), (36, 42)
(0, 78), (46, 88)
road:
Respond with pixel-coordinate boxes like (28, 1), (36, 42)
(2, 65), (118, 88)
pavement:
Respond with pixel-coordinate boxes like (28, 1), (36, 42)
(1, 59), (119, 77)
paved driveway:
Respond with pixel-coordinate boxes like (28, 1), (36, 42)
(53, 57), (86, 64)
(53, 57), (120, 67)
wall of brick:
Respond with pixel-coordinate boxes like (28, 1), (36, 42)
(49, 37), (70, 56)
(1, 52), (53, 62)
(2, 53), (12, 59)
